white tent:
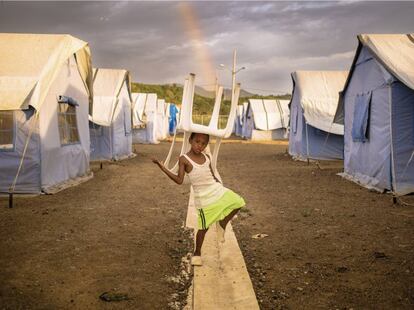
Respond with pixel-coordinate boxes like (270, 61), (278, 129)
(0, 33), (93, 194)
(289, 71), (347, 161)
(131, 92), (159, 144)
(243, 99), (290, 140)
(89, 68), (134, 161)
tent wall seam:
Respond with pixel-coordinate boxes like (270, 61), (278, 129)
(388, 83), (398, 195)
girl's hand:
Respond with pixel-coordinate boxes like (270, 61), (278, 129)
(151, 158), (164, 168)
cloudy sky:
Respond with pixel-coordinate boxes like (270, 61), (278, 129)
(0, 1), (413, 95)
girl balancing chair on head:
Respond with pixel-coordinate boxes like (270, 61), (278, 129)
(152, 70), (244, 266)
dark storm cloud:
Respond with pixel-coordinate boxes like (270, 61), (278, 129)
(0, 1), (413, 94)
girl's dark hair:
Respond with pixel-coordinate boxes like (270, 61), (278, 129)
(190, 132), (210, 142)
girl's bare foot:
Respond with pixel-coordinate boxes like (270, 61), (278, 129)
(191, 255), (202, 266)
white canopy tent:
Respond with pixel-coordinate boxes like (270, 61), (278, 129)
(289, 70), (347, 161)
(243, 99), (290, 140)
(0, 33), (93, 195)
(89, 68), (134, 161)
(130, 92), (159, 144)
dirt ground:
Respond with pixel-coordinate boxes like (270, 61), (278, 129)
(1, 140), (414, 309)
(0, 143), (193, 310)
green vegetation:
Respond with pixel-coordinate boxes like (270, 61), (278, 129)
(131, 82), (291, 115)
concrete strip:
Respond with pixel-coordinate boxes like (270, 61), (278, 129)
(186, 190), (259, 310)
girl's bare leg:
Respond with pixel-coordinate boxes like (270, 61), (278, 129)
(194, 229), (208, 256)
(219, 208), (241, 230)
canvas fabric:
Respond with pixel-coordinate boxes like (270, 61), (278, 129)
(131, 93), (159, 144)
(336, 35), (414, 195)
(0, 109), (41, 193)
(292, 71), (347, 135)
(289, 79), (344, 161)
(0, 53), (91, 194)
(131, 92), (146, 127)
(243, 99), (290, 140)
(0, 33), (92, 111)
(358, 34), (414, 90)
(342, 59), (393, 192)
(90, 68), (133, 160)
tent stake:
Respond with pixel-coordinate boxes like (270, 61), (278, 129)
(100, 162), (103, 170)
(392, 196), (397, 205)
(8, 193), (13, 208)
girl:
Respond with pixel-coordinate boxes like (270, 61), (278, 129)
(152, 132), (245, 266)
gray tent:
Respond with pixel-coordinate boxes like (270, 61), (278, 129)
(0, 33), (93, 194)
(89, 68), (134, 161)
(289, 71), (347, 161)
(334, 34), (414, 195)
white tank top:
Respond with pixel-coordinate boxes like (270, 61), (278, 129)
(183, 153), (228, 209)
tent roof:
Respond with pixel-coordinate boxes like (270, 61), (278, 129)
(0, 33), (92, 111)
(131, 92), (158, 111)
(292, 70), (347, 135)
(93, 68), (131, 98)
(358, 34), (414, 90)
(91, 68), (132, 126)
(248, 99), (290, 130)
(131, 92), (146, 126)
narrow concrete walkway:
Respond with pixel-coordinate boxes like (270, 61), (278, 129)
(186, 190), (259, 310)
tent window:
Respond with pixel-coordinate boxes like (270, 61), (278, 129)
(351, 92), (372, 143)
(58, 101), (80, 145)
(0, 111), (15, 150)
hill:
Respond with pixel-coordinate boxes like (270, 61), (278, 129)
(131, 82), (291, 115)
(194, 85), (255, 99)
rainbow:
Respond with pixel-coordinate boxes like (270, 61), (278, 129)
(178, 3), (216, 90)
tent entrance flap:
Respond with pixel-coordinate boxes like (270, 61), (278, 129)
(351, 92), (372, 143)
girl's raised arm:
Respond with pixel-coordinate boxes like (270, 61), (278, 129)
(152, 156), (186, 185)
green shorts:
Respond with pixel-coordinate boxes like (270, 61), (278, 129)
(197, 190), (245, 230)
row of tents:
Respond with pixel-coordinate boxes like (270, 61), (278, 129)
(231, 34), (414, 196)
(1, 33), (413, 196)
(0, 33), (178, 195)
(286, 34), (414, 196)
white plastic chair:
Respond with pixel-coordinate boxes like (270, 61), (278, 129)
(164, 73), (241, 183)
